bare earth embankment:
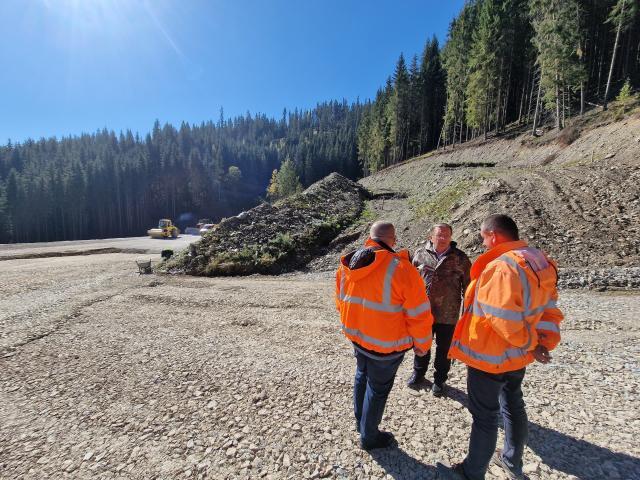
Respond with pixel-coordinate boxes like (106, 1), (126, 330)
(1, 255), (639, 480)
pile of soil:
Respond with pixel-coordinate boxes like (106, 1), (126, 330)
(162, 173), (369, 275)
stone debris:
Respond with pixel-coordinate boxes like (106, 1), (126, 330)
(1, 255), (639, 479)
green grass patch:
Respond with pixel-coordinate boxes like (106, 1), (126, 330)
(410, 179), (478, 221)
(357, 201), (377, 225)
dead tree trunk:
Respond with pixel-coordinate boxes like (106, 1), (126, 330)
(603, 0), (626, 111)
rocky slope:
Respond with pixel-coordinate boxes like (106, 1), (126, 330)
(308, 107), (640, 289)
(162, 173), (369, 276)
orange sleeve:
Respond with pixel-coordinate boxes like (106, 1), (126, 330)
(536, 281), (563, 351)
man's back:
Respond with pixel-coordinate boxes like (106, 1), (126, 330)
(336, 238), (433, 355)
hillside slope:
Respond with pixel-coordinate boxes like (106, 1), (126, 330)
(310, 108), (640, 280)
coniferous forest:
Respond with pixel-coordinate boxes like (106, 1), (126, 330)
(1, 0), (638, 243)
(0, 103), (363, 243)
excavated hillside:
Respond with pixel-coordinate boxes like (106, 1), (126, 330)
(309, 107), (640, 289)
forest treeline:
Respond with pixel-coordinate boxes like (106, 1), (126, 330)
(0, 102), (362, 243)
(1, 0), (638, 243)
(357, 0), (639, 173)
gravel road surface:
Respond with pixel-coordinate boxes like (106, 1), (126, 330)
(0, 235), (200, 260)
(1, 254), (638, 479)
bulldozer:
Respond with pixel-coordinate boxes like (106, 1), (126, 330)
(148, 219), (180, 239)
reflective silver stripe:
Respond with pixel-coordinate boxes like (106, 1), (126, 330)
(536, 321), (560, 333)
(340, 295), (404, 313)
(342, 326), (412, 349)
(451, 340), (528, 365)
(500, 255), (533, 350)
(382, 258), (400, 305)
(339, 257), (404, 313)
(405, 300), (431, 317)
(477, 301), (524, 322)
(472, 300), (484, 317)
(413, 334), (432, 344)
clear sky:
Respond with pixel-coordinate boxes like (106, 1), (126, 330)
(0, 0), (466, 143)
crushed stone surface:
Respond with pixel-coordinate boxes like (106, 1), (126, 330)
(1, 255), (639, 479)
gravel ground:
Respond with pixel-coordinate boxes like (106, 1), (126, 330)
(0, 235), (201, 260)
(1, 255), (639, 479)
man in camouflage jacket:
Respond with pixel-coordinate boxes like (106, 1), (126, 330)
(408, 223), (471, 396)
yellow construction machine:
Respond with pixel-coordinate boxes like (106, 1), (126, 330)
(148, 219), (180, 239)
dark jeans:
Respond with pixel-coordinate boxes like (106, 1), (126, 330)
(462, 366), (528, 480)
(413, 323), (455, 386)
(353, 349), (404, 445)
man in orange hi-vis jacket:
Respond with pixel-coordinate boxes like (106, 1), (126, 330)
(336, 221), (434, 451)
(437, 214), (563, 480)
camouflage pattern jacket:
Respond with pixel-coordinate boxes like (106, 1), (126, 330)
(411, 241), (471, 325)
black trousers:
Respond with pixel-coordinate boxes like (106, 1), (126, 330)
(412, 323), (455, 386)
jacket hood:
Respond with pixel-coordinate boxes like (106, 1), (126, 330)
(470, 240), (557, 292)
(340, 238), (409, 281)
(470, 240), (528, 280)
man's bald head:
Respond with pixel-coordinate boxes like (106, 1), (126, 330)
(370, 221), (396, 247)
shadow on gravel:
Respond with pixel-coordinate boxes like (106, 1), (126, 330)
(442, 385), (640, 479)
(369, 447), (438, 479)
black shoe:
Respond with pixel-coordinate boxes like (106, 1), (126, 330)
(436, 462), (470, 480)
(432, 382), (445, 397)
(407, 371), (425, 389)
(360, 431), (396, 451)
(491, 450), (525, 480)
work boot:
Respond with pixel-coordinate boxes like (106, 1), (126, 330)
(407, 371), (425, 389)
(360, 431), (396, 451)
(432, 382), (445, 397)
(435, 462), (471, 480)
(491, 450), (525, 480)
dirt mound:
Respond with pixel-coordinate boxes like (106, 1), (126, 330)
(308, 110), (640, 277)
(162, 173), (369, 275)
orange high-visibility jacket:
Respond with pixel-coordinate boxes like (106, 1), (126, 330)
(449, 240), (563, 373)
(336, 238), (434, 354)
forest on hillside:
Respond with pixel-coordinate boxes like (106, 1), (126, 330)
(358, 0), (640, 173)
(0, 102), (362, 243)
(1, 0), (638, 243)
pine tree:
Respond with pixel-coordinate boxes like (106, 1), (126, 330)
(530, 0), (586, 129)
(603, 0), (639, 110)
(390, 54), (411, 163)
(442, 2), (479, 146)
(466, 0), (503, 139)
(420, 37), (446, 151)
(266, 158), (302, 201)
(615, 78), (634, 113)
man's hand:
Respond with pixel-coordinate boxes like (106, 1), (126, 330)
(414, 346), (428, 357)
(533, 345), (552, 364)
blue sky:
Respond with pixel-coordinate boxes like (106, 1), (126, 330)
(0, 0), (466, 143)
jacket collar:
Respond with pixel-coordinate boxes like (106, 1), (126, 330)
(426, 240), (457, 254)
(365, 237), (396, 253)
(470, 240), (528, 280)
